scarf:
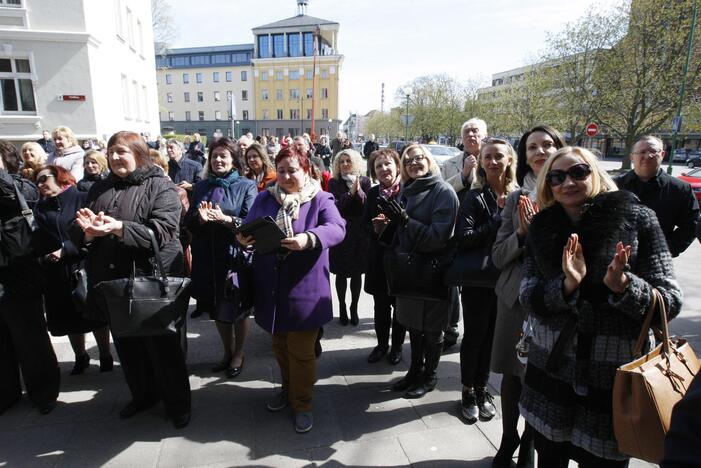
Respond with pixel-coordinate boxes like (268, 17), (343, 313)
(204, 170), (239, 205)
(522, 171), (538, 202)
(341, 173), (357, 191)
(379, 175), (401, 200)
(268, 178), (320, 237)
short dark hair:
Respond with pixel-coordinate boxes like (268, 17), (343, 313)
(208, 137), (242, 172)
(516, 125), (567, 185)
(0, 140), (20, 173)
(107, 131), (152, 168)
(368, 148), (400, 180)
(275, 147), (311, 174)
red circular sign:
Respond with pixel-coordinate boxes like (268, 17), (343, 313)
(586, 123), (599, 137)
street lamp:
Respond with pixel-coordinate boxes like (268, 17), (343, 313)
(235, 120), (240, 138)
(327, 118), (332, 136)
(403, 86), (412, 142)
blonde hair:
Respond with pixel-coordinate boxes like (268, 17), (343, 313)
(20, 142), (48, 165)
(536, 146), (618, 209)
(149, 149), (169, 173)
(399, 143), (440, 183)
(84, 150), (108, 174)
(472, 139), (518, 194)
(332, 148), (364, 178)
(51, 126), (78, 148)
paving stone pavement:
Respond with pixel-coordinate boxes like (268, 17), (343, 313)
(4, 239), (698, 467)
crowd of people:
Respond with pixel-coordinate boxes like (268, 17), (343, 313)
(0, 119), (698, 466)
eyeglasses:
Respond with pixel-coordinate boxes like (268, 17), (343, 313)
(404, 154), (426, 164)
(36, 174), (55, 184)
(632, 149), (662, 157)
(545, 163), (592, 187)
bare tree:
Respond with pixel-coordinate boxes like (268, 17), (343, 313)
(152, 0), (177, 56)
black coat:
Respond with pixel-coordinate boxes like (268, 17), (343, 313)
(72, 167), (183, 301)
(456, 185), (502, 252)
(362, 184), (398, 295)
(615, 169), (699, 257)
(328, 176), (371, 276)
(76, 172), (107, 193)
(363, 141), (379, 158)
(34, 186), (102, 334)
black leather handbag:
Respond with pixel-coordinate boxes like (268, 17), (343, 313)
(444, 246), (500, 288)
(0, 179), (38, 268)
(383, 246), (453, 302)
(94, 229), (191, 338)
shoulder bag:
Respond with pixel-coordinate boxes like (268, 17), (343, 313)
(0, 179), (38, 268)
(383, 244), (453, 302)
(94, 228), (192, 338)
(612, 288), (700, 463)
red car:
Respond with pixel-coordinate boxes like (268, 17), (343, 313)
(678, 168), (701, 201)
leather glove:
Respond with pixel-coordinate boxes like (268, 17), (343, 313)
(377, 196), (409, 227)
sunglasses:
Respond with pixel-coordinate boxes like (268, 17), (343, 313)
(36, 174), (55, 184)
(545, 163), (592, 187)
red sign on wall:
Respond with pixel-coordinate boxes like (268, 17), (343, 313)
(586, 123), (599, 137)
(59, 95), (86, 101)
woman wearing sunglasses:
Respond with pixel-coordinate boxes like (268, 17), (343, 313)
(490, 126), (566, 467)
(520, 147), (681, 466)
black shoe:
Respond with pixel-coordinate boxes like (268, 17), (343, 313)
(404, 374), (437, 399)
(190, 308), (204, 318)
(493, 433), (520, 468)
(460, 388), (478, 424)
(477, 387), (497, 421)
(350, 305), (359, 326)
(38, 401), (56, 415)
(392, 369), (423, 392)
(172, 411), (191, 429)
(119, 399), (156, 419)
(70, 353), (90, 375)
(99, 355), (114, 373)
(367, 345), (388, 363)
(339, 304), (349, 325)
(225, 357), (244, 379)
(387, 347), (402, 365)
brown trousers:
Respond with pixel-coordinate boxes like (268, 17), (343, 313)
(271, 328), (318, 412)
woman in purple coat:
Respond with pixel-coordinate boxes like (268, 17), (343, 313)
(237, 146), (345, 434)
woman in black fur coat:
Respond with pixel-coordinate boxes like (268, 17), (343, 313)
(519, 147), (682, 466)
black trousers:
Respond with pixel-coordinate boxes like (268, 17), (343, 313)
(372, 291), (406, 349)
(0, 294), (60, 410)
(113, 333), (191, 417)
(534, 431), (630, 468)
(459, 286), (497, 388)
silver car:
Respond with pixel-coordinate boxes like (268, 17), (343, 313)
(422, 144), (461, 168)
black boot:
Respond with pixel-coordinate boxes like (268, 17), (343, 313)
(392, 330), (424, 392)
(339, 303), (349, 325)
(404, 332), (442, 399)
(349, 303), (359, 326)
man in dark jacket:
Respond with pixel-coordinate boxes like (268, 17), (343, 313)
(363, 134), (379, 159)
(166, 139), (202, 197)
(36, 130), (56, 156)
(615, 135), (699, 257)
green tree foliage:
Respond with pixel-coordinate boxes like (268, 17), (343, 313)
(364, 108), (405, 142)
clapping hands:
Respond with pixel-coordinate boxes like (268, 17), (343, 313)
(75, 208), (123, 241)
(198, 201), (232, 225)
(517, 196), (539, 236)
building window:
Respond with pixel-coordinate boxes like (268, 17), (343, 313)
(242, 90), (248, 101)
(168, 111), (174, 121)
(262, 128), (270, 136)
(166, 92), (173, 103)
(191, 55), (210, 65)
(272, 34), (285, 57)
(289, 69), (300, 80)
(306, 88), (313, 99)
(241, 71), (247, 81)
(289, 89), (300, 100)
(242, 110), (249, 120)
(215, 110), (222, 121)
(276, 128), (284, 137)
(303, 32), (314, 56)
(227, 110), (232, 120)
(121, 74), (129, 118)
(288, 128), (296, 137)
(261, 89), (269, 100)
(142, 85), (149, 122)
(184, 92), (190, 102)
(226, 71), (232, 82)
(198, 111), (204, 121)
(321, 88), (328, 99)
(306, 69), (313, 80)
(196, 72), (203, 83)
(321, 108), (329, 119)
(136, 20), (144, 55)
(262, 110), (269, 120)
(306, 109), (312, 119)
(197, 91), (203, 102)
(114, 0), (123, 38)
(171, 57), (187, 66)
(288, 33), (301, 57)
(185, 111), (191, 121)
(214, 91), (221, 101)
(290, 109), (299, 120)
(276, 109), (283, 119)
(276, 89), (283, 100)
(226, 90), (232, 101)
(0, 58), (36, 113)
(258, 35), (271, 58)
(183, 73), (189, 84)
(321, 68), (328, 79)
(126, 8), (134, 49)
(212, 54), (230, 64)
(275, 71), (283, 80)
(165, 74), (172, 84)
(261, 71), (268, 81)
(213, 72), (219, 83)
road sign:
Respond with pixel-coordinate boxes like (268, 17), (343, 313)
(586, 123), (599, 137)
(672, 115), (683, 133)
(400, 114), (414, 126)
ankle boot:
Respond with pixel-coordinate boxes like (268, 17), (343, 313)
(349, 303), (359, 326)
(393, 331), (424, 392)
(339, 303), (349, 325)
(404, 334), (441, 399)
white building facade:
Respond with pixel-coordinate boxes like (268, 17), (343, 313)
(0, 0), (159, 142)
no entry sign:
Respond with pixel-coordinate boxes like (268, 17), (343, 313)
(586, 123), (599, 137)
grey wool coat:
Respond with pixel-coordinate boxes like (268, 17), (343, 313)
(393, 173), (460, 332)
(518, 190), (682, 461)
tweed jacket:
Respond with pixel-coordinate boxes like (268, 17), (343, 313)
(519, 190), (682, 460)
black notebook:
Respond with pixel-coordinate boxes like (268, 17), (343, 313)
(236, 216), (287, 255)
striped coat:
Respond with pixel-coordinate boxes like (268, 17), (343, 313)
(518, 190), (682, 460)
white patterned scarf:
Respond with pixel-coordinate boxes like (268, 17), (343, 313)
(267, 177), (320, 237)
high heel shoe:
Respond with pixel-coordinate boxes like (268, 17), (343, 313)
(226, 356), (245, 378)
(70, 353), (90, 375)
(339, 304), (349, 326)
(99, 355), (114, 373)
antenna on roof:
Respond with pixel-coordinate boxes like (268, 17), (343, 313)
(297, 0), (308, 16)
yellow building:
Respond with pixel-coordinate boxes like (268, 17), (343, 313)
(250, 3), (342, 138)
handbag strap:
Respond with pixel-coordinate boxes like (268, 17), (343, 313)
(632, 288), (670, 358)
(145, 228), (168, 284)
(11, 179), (36, 230)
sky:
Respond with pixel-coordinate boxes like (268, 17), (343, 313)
(166, 0), (597, 118)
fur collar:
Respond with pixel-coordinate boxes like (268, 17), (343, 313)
(527, 190), (639, 277)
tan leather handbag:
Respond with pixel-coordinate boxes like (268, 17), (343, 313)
(612, 288), (700, 463)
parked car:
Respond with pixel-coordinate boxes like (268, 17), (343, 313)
(686, 153), (701, 168)
(386, 141), (408, 155)
(678, 167), (701, 201)
(673, 149), (690, 163)
(422, 144), (461, 168)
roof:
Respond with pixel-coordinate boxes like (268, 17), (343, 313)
(165, 44), (254, 55)
(252, 14), (338, 31)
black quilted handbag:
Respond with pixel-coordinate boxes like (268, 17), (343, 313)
(94, 229), (191, 338)
(383, 246), (453, 302)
